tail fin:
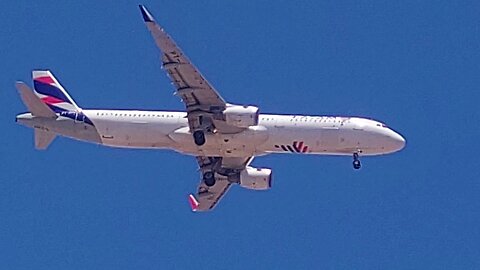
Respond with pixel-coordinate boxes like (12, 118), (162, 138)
(34, 129), (56, 150)
(15, 82), (57, 118)
(32, 70), (80, 113)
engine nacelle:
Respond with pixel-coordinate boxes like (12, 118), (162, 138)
(239, 166), (272, 190)
(223, 105), (259, 128)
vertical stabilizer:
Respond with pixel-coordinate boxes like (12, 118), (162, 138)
(32, 70), (81, 113)
(34, 129), (56, 150)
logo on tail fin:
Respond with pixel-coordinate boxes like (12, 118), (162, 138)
(32, 70), (80, 113)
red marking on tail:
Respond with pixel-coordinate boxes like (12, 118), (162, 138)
(41, 96), (64, 104)
(302, 146), (308, 153)
(34, 76), (55, 85)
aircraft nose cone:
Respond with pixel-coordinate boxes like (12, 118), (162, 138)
(389, 130), (406, 152)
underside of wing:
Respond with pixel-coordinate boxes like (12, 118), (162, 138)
(192, 174), (232, 212)
(139, 6), (225, 110)
(139, 5), (252, 134)
(189, 156), (253, 212)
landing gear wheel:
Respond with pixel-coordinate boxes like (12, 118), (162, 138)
(353, 153), (361, 170)
(193, 130), (206, 146)
(203, 171), (216, 187)
(353, 160), (361, 170)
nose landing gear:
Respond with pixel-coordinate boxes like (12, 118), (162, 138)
(353, 153), (361, 170)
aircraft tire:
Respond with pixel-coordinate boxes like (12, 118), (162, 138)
(193, 130), (206, 146)
(203, 171), (216, 186)
(353, 160), (361, 170)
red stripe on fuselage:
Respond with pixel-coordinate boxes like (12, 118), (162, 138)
(298, 141), (304, 151)
(292, 141), (298, 151)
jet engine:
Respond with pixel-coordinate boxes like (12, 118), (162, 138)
(239, 166), (272, 190)
(223, 105), (259, 128)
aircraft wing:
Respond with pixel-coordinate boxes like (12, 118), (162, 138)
(139, 6), (244, 133)
(189, 156), (253, 211)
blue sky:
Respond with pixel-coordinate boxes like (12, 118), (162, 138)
(2, 1), (480, 269)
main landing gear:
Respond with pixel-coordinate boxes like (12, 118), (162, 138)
(353, 153), (361, 170)
(193, 130), (206, 146)
(203, 171), (216, 187)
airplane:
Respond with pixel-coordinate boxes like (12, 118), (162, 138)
(15, 5), (406, 212)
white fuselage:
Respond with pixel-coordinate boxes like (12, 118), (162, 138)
(80, 109), (405, 157)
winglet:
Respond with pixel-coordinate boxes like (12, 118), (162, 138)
(188, 194), (199, 212)
(139, 5), (155, 22)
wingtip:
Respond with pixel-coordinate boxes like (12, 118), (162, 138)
(15, 81), (27, 94)
(139, 5), (154, 22)
(188, 194), (199, 212)
(15, 81), (25, 88)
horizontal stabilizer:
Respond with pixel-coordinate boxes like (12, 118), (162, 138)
(15, 81), (56, 118)
(34, 129), (56, 150)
